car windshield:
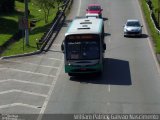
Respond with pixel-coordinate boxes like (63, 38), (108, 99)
(66, 35), (100, 60)
(126, 21), (140, 27)
(88, 6), (101, 11)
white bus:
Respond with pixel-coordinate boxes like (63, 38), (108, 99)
(61, 17), (106, 76)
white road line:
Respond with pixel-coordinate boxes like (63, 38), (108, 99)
(46, 57), (63, 61)
(21, 54), (63, 61)
(0, 68), (56, 78)
(0, 89), (47, 97)
(108, 85), (111, 93)
(77, 0), (82, 16)
(36, 55), (63, 61)
(0, 79), (52, 87)
(37, 60), (64, 120)
(40, 57), (63, 61)
(0, 103), (40, 109)
(137, 0), (160, 74)
(108, 21), (110, 26)
(2, 59), (59, 69)
(108, 37), (111, 43)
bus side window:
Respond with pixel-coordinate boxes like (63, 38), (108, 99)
(61, 41), (64, 53)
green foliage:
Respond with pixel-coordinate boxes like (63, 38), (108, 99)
(140, 0), (160, 53)
(32, 0), (55, 23)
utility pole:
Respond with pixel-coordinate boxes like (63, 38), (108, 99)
(24, 0), (29, 46)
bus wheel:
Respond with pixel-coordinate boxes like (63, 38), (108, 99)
(95, 71), (102, 76)
(68, 73), (75, 76)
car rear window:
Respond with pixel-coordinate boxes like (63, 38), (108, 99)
(88, 6), (101, 11)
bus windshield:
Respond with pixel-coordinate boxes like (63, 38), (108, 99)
(66, 35), (100, 60)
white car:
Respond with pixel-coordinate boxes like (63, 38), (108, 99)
(124, 19), (143, 37)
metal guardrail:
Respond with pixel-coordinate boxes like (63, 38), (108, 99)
(40, 12), (65, 52)
(37, 0), (72, 52)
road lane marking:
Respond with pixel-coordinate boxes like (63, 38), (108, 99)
(37, 55), (63, 61)
(2, 59), (59, 69)
(0, 89), (47, 97)
(108, 37), (111, 43)
(0, 79), (52, 87)
(0, 103), (40, 109)
(0, 68), (56, 78)
(108, 21), (110, 26)
(22, 55), (63, 61)
(37, 60), (64, 120)
(108, 85), (111, 93)
(137, 0), (160, 74)
(45, 57), (63, 61)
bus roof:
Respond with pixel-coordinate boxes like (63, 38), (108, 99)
(65, 17), (103, 36)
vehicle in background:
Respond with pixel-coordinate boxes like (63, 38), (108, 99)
(123, 19), (143, 37)
(86, 4), (103, 18)
(61, 17), (106, 76)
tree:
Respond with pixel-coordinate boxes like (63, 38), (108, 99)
(56, 0), (63, 6)
(55, 0), (63, 11)
(33, 0), (55, 23)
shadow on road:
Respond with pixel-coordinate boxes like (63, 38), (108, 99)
(103, 17), (108, 21)
(70, 58), (132, 86)
(141, 34), (148, 38)
(104, 33), (111, 37)
(125, 34), (148, 39)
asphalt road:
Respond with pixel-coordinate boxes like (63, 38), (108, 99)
(0, 0), (160, 120)
(42, 0), (160, 115)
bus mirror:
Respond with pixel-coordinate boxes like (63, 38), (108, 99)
(61, 42), (64, 53)
(103, 44), (106, 51)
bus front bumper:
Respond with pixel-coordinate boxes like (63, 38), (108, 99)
(65, 64), (102, 74)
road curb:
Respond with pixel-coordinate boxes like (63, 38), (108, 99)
(1, 50), (42, 59)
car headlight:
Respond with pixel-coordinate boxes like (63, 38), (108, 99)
(124, 28), (128, 32)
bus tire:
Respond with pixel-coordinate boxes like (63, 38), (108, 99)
(68, 73), (75, 76)
(95, 71), (102, 76)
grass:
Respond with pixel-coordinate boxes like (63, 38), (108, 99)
(140, 0), (160, 53)
(0, 1), (58, 56)
(0, 16), (18, 46)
